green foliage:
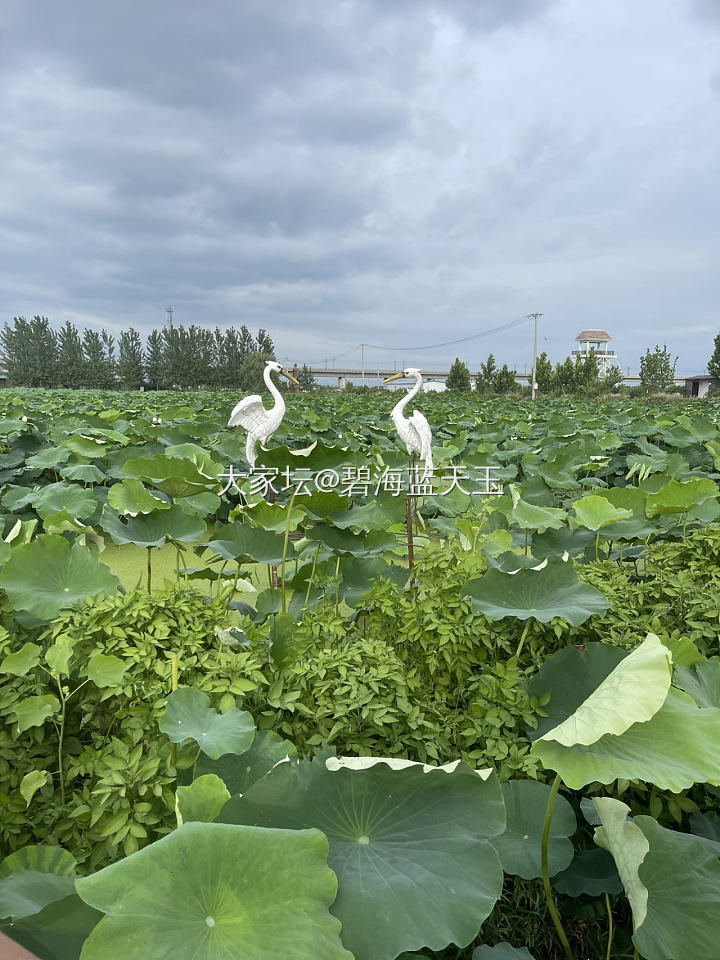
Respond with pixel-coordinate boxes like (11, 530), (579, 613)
(297, 363), (317, 391)
(493, 363), (517, 395)
(708, 332), (720, 378)
(446, 357), (471, 391)
(640, 343), (678, 394)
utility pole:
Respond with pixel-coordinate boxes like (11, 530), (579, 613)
(361, 344), (365, 388)
(529, 313), (542, 400)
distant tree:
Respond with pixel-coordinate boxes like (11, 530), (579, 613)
(553, 357), (577, 395)
(99, 330), (116, 389)
(639, 344), (677, 395)
(0, 317), (30, 386)
(602, 363), (624, 393)
(117, 329), (145, 390)
(224, 328), (244, 387)
(446, 357), (471, 391)
(57, 321), (85, 388)
(239, 350), (274, 393)
(476, 354), (497, 392)
(708, 333), (720, 379)
(82, 330), (107, 389)
(145, 330), (164, 390)
(493, 364), (517, 395)
(238, 325), (256, 361)
(581, 348), (599, 385)
(534, 351), (553, 394)
(298, 364), (317, 391)
(256, 328), (275, 357)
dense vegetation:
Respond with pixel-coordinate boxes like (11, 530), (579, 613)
(1, 387), (720, 959)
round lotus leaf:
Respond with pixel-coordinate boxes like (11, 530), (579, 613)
(220, 756), (505, 960)
(535, 688), (720, 791)
(305, 523), (396, 556)
(196, 729), (298, 796)
(242, 500), (305, 532)
(674, 661), (720, 708)
(534, 635), (672, 747)
(32, 481), (96, 522)
(473, 945), (537, 959)
(529, 642), (627, 740)
(491, 779), (576, 880)
(646, 477), (718, 517)
(159, 687), (255, 760)
(571, 495), (633, 531)
(0, 846), (77, 882)
(503, 492), (566, 533)
(552, 848), (622, 897)
(75, 822), (351, 960)
(0, 535), (120, 620)
(59, 463), (106, 484)
(337, 556), (407, 606)
(176, 775), (230, 824)
(122, 454), (221, 498)
(107, 479), (170, 516)
(207, 523), (295, 565)
(461, 556), (609, 627)
(100, 504), (205, 549)
(593, 798), (649, 924)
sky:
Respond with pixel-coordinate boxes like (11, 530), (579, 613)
(1, 0), (719, 376)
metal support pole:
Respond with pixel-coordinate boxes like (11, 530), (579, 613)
(361, 344), (365, 387)
(529, 313), (542, 400)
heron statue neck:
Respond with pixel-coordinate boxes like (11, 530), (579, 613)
(264, 365), (286, 417)
(391, 371), (422, 425)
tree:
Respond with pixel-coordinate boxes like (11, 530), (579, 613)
(708, 333), (720, 379)
(639, 344), (677, 395)
(145, 330), (164, 390)
(100, 330), (116, 389)
(534, 352), (553, 394)
(82, 330), (107, 389)
(553, 357), (577, 395)
(0, 316), (58, 387)
(239, 350), (275, 393)
(238, 326), (256, 361)
(57, 321), (85, 388)
(603, 364), (624, 393)
(298, 364), (317, 391)
(476, 354), (497, 392)
(446, 357), (471, 391)
(493, 364), (517, 394)
(118, 329), (145, 390)
(256, 328), (275, 357)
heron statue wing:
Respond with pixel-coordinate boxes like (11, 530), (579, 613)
(409, 410), (434, 476)
(227, 395), (268, 432)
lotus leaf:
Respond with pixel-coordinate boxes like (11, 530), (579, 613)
(207, 523), (295, 565)
(59, 463), (106, 484)
(242, 500), (305, 532)
(473, 946), (537, 959)
(551, 847), (622, 897)
(534, 688), (720, 790)
(491, 779), (576, 879)
(100, 505), (205, 549)
(269, 612), (296, 666)
(461, 556), (609, 626)
(220, 756), (505, 960)
(107, 479), (170, 516)
(504, 487), (566, 533)
(122, 454), (221, 498)
(674, 660), (720, 708)
(32, 482), (96, 522)
(159, 687), (255, 759)
(337, 556), (408, 606)
(593, 798), (649, 925)
(0, 536), (120, 620)
(176, 774), (230, 824)
(196, 729), (298, 796)
(305, 523), (396, 556)
(645, 477), (718, 518)
(75, 822), (351, 960)
(537, 634), (671, 746)
(571, 495), (633, 531)
(530, 527), (595, 560)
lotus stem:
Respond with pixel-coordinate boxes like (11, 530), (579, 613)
(515, 619), (532, 658)
(281, 491), (297, 614)
(406, 494), (415, 584)
(302, 543), (321, 620)
(595, 530), (600, 563)
(541, 773), (574, 960)
(146, 546), (152, 594)
(170, 653), (178, 767)
(334, 554), (341, 616)
(604, 893), (613, 960)
(524, 528), (529, 556)
(54, 676), (66, 806)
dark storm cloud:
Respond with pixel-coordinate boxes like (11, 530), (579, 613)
(0, 0), (719, 374)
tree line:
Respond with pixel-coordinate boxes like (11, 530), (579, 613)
(0, 316), (279, 391)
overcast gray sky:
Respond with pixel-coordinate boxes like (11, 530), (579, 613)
(1, 0), (719, 375)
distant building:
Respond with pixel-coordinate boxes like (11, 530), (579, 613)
(421, 379), (447, 393)
(685, 375), (720, 398)
(572, 330), (617, 376)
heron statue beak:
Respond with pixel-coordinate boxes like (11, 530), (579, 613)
(383, 372), (404, 384)
(281, 368), (300, 385)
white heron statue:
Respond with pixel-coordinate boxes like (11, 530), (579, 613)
(382, 367), (434, 480)
(228, 360), (299, 468)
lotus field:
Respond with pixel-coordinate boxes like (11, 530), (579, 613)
(3, 387), (720, 959)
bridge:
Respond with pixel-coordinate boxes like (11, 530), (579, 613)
(306, 367), (691, 386)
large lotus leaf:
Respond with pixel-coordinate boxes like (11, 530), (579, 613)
(31, 482), (96, 523)
(0, 536), (120, 620)
(0, 869), (75, 920)
(528, 642), (627, 740)
(461, 556), (609, 626)
(0, 846), (77, 883)
(60, 435), (111, 459)
(100, 505), (205, 548)
(76, 822), (351, 960)
(159, 687), (255, 760)
(646, 477), (718, 517)
(536, 450), (582, 489)
(534, 688), (720, 791)
(596, 800), (720, 960)
(323, 498), (406, 531)
(473, 946), (536, 960)
(107, 479), (170, 516)
(491, 779), (575, 879)
(207, 522), (295, 564)
(122, 454), (221, 498)
(59, 463), (106, 484)
(593, 798), (649, 926)
(503, 488), (566, 533)
(595, 485), (648, 516)
(337, 556), (408, 606)
(196, 729), (298, 796)
(571, 495), (633, 531)
(689, 811), (720, 843)
(305, 523), (396, 556)
(25, 446), (72, 469)
(220, 756), (505, 960)
(177, 491), (222, 518)
(551, 847), (622, 897)
(164, 443), (223, 476)
(535, 635), (671, 747)
(530, 527), (595, 560)
(239, 499), (304, 532)
(674, 661), (720, 708)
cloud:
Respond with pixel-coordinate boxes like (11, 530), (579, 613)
(0, 0), (719, 375)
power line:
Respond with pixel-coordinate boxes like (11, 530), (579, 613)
(362, 314), (532, 352)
